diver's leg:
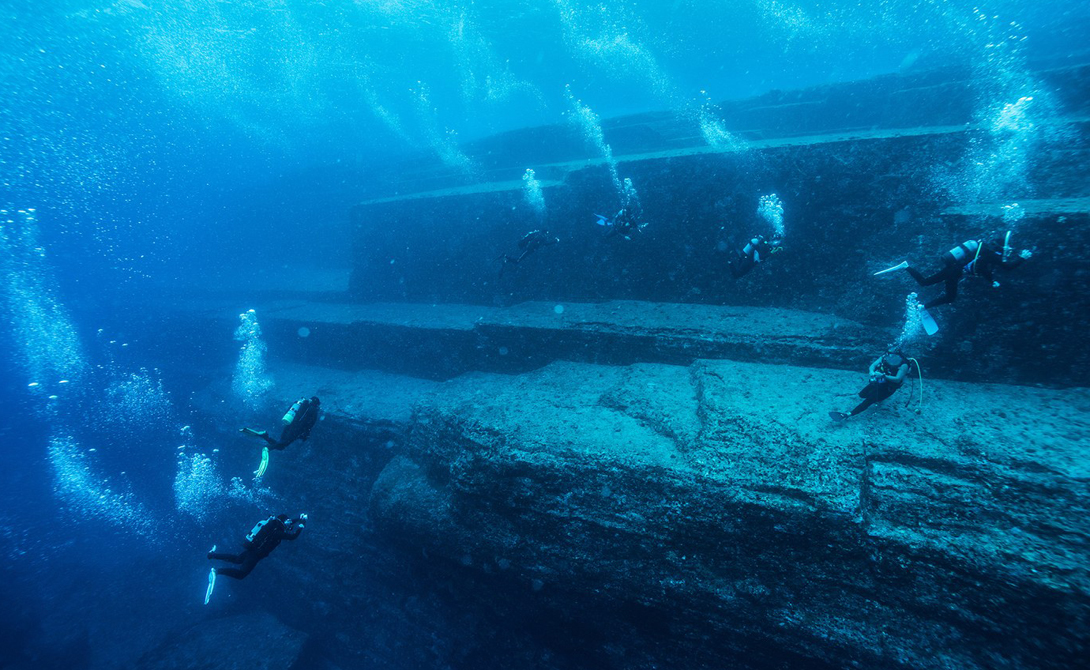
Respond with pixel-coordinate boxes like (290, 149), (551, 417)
(241, 428), (278, 447)
(848, 397), (876, 416)
(209, 549), (245, 564)
(906, 266), (946, 287)
(229, 554), (261, 579)
(730, 256), (752, 279)
(924, 275), (959, 309)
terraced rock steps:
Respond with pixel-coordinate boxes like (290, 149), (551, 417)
(248, 358), (1090, 670)
(198, 300), (890, 380)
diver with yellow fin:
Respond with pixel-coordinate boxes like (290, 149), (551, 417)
(241, 396), (320, 475)
(205, 513), (307, 603)
(874, 234), (1031, 333)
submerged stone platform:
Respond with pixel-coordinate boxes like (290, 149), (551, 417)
(223, 357), (1090, 670)
(153, 299), (893, 381)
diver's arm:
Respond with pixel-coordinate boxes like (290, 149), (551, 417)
(1000, 253), (1026, 271)
(867, 358), (882, 376)
(885, 364), (909, 384)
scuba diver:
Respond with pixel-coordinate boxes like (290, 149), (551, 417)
(596, 205), (647, 241)
(241, 396), (320, 451)
(205, 514), (307, 602)
(208, 514), (306, 579)
(829, 352), (912, 421)
(729, 234), (783, 278)
(876, 233), (1032, 310)
(498, 230), (559, 277)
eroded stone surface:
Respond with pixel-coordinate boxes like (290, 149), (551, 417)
(137, 611), (307, 670)
(360, 359), (1090, 669)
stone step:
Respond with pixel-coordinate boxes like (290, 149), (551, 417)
(237, 357), (1090, 670)
(170, 299), (892, 381)
(941, 197), (1090, 218)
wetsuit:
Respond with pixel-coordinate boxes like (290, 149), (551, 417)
(243, 397), (320, 451)
(499, 230), (559, 276)
(730, 236), (776, 278)
(209, 516), (304, 580)
(848, 357), (908, 417)
(603, 207), (645, 240)
(907, 239), (1026, 309)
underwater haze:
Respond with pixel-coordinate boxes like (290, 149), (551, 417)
(2, 1), (1090, 669)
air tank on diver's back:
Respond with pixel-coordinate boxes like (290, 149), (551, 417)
(282, 399), (304, 425)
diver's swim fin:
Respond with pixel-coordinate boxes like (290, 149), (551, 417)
(240, 427), (267, 438)
(918, 305), (939, 336)
(204, 567), (216, 605)
(828, 411), (849, 422)
(594, 214), (610, 226)
(254, 446), (269, 478)
(873, 260), (909, 276)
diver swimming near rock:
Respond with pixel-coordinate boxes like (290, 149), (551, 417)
(241, 396), (320, 476)
(829, 352), (916, 421)
(875, 233), (1031, 313)
(498, 230), (559, 277)
(595, 204), (647, 241)
(241, 396), (320, 450)
(206, 514), (307, 602)
(728, 233), (783, 278)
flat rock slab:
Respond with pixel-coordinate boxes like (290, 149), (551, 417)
(137, 611), (307, 670)
(253, 300), (891, 379)
(349, 358), (1090, 669)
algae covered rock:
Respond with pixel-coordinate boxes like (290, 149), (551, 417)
(369, 359), (1090, 669)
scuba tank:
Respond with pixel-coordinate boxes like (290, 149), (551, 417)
(945, 240), (980, 266)
(282, 398), (305, 425)
(245, 517), (272, 543)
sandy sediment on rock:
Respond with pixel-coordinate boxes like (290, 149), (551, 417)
(301, 357), (1089, 669)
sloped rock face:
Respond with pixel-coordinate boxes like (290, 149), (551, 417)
(370, 360), (1090, 669)
(137, 611), (307, 670)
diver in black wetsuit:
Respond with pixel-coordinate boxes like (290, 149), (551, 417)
(881, 235), (1031, 309)
(498, 230), (559, 277)
(241, 396), (320, 450)
(598, 205), (647, 241)
(208, 514), (306, 579)
(829, 353), (911, 421)
(729, 234), (783, 278)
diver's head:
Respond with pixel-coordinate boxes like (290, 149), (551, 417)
(883, 352), (905, 368)
(276, 513), (289, 522)
(310, 396), (320, 406)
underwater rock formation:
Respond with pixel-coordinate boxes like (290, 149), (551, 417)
(137, 611), (307, 670)
(355, 359), (1089, 669)
(346, 64), (1090, 387)
(212, 357), (1088, 669)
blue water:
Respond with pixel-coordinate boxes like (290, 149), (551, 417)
(2, 1), (1089, 668)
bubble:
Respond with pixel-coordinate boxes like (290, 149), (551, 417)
(233, 310), (273, 409)
(49, 435), (154, 538)
(554, 304), (565, 315)
(522, 169), (546, 217)
(564, 86), (622, 197)
(297, 327), (311, 338)
(896, 292), (924, 349)
(498, 346), (509, 356)
(174, 452), (225, 523)
(757, 194), (785, 238)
